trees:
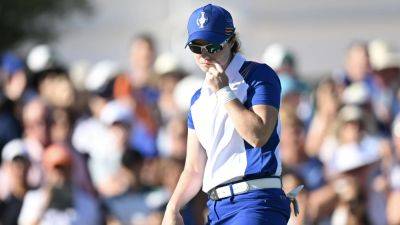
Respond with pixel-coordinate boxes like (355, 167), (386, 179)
(0, 0), (91, 52)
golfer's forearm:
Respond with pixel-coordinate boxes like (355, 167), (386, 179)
(167, 169), (204, 212)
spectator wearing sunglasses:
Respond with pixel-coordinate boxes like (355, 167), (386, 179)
(162, 4), (298, 225)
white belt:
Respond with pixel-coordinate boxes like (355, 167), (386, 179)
(208, 177), (282, 200)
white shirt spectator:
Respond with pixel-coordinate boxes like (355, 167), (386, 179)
(18, 187), (101, 225)
(72, 118), (122, 188)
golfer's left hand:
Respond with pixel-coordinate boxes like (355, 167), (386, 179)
(206, 62), (229, 92)
(161, 210), (184, 225)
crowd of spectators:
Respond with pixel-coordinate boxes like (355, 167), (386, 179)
(0, 34), (400, 225)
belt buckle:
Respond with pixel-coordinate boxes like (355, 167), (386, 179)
(209, 189), (220, 201)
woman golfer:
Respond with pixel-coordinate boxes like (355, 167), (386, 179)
(162, 4), (298, 225)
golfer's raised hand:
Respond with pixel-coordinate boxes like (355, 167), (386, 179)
(206, 62), (229, 92)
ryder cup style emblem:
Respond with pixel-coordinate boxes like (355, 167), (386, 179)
(197, 12), (208, 28)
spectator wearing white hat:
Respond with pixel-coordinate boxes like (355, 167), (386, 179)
(341, 81), (380, 134)
(72, 61), (125, 196)
(320, 105), (387, 225)
(262, 44), (297, 79)
(84, 60), (120, 94)
(319, 105), (382, 168)
(26, 45), (67, 96)
(329, 139), (383, 225)
(262, 44), (308, 94)
(0, 139), (31, 225)
(262, 44), (311, 123)
(368, 40), (400, 133)
(73, 99), (134, 197)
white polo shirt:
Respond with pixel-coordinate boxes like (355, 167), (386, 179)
(187, 54), (282, 192)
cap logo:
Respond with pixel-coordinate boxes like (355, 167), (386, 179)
(196, 11), (208, 28)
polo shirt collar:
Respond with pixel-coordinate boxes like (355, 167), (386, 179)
(225, 53), (246, 81)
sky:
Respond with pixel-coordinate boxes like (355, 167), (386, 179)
(53, 0), (400, 79)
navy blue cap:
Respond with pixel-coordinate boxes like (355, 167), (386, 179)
(1, 53), (24, 77)
(186, 4), (235, 46)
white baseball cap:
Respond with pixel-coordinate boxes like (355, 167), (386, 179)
(369, 40), (400, 71)
(2, 139), (29, 162)
(262, 43), (295, 70)
(99, 100), (134, 125)
(330, 138), (381, 175)
(154, 53), (179, 75)
(173, 74), (203, 112)
(330, 145), (376, 174)
(85, 60), (119, 92)
(27, 44), (57, 72)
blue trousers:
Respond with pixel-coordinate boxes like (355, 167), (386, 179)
(206, 188), (291, 225)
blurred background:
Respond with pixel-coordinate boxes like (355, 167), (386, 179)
(1, 0), (400, 225)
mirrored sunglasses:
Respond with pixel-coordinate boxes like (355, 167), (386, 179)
(188, 36), (232, 54)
